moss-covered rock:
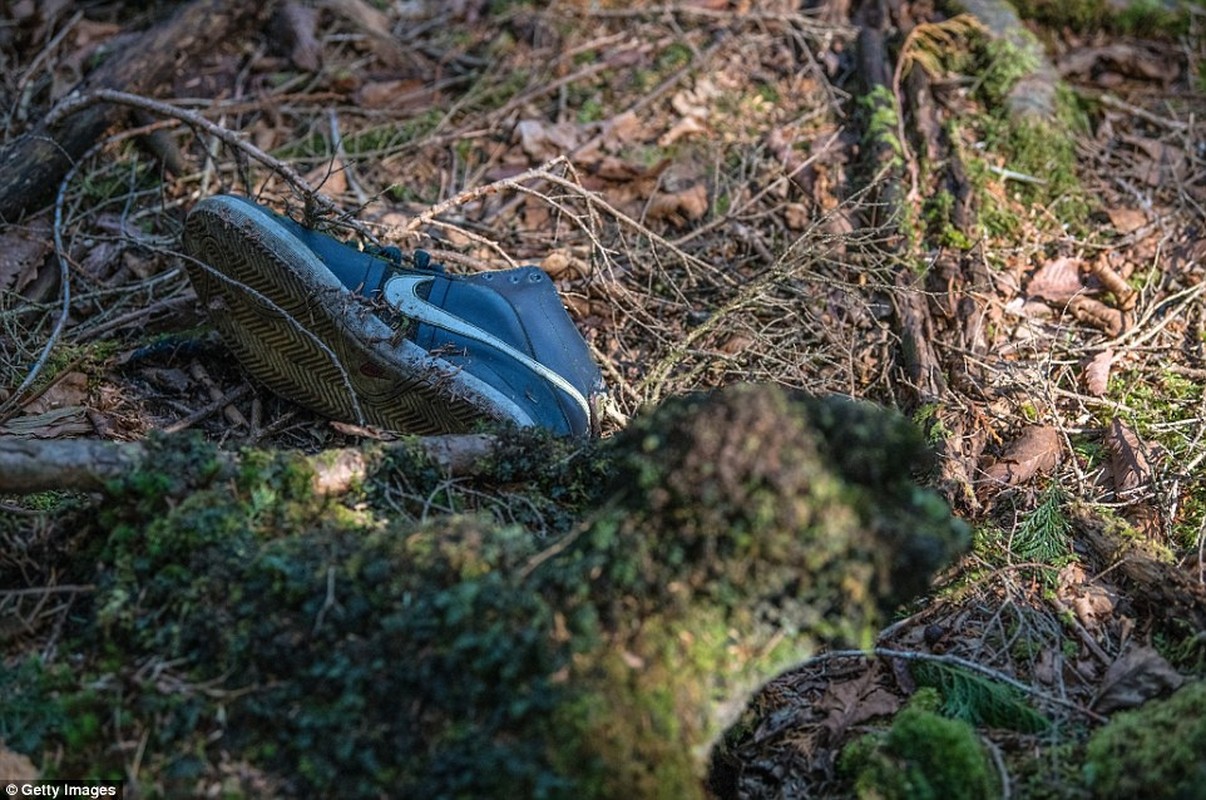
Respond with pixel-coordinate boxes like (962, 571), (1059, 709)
(17, 383), (966, 798)
(1083, 680), (1206, 799)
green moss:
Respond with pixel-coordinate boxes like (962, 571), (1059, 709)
(14, 386), (965, 798)
(1106, 369), (1206, 548)
(1013, 0), (1191, 36)
(657, 42), (693, 72)
(975, 36), (1042, 107)
(1084, 680), (1206, 798)
(839, 689), (997, 800)
(0, 657), (70, 756)
(861, 84), (904, 169)
(922, 190), (974, 250)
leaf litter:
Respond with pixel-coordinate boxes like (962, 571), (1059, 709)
(1, 0), (1205, 796)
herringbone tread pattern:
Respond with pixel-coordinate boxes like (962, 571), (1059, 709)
(183, 204), (482, 434)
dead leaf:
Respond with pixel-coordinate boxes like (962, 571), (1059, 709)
(1105, 418), (1155, 498)
(658, 115), (707, 147)
(783, 202), (811, 230)
(1088, 258), (1136, 311)
(23, 371), (89, 415)
(1106, 207), (1147, 234)
(1068, 295), (1125, 337)
(0, 743), (38, 781)
(0, 224), (52, 293)
(515, 119), (580, 161)
(1058, 43), (1181, 84)
(355, 78), (431, 110)
(1083, 349), (1113, 396)
(1026, 256), (1085, 303)
(646, 184), (708, 224)
(540, 248), (590, 280)
(600, 111), (642, 151)
(670, 75), (720, 119)
(303, 161), (349, 196)
(78, 240), (124, 281)
(982, 425), (1062, 487)
(819, 670), (901, 737)
(1092, 645), (1183, 713)
(321, 0), (407, 67)
(1120, 133), (1188, 187)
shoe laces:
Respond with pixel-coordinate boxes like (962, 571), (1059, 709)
(363, 244), (443, 273)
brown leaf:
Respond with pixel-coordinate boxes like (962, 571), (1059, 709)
(670, 75), (720, 119)
(1068, 295), (1125, 337)
(600, 111), (642, 151)
(1083, 349), (1113, 396)
(982, 425), (1062, 487)
(355, 79), (431, 110)
(0, 224), (52, 293)
(515, 119), (581, 162)
(783, 202), (811, 230)
(1105, 418), (1155, 498)
(658, 116), (707, 147)
(1026, 256), (1085, 303)
(646, 183), (708, 224)
(0, 743), (38, 781)
(1106, 207), (1147, 234)
(302, 161), (349, 197)
(1058, 42), (1181, 84)
(1121, 133), (1188, 187)
(540, 248), (590, 280)
(819, 671), (901, 737)
(1088, 258), (1137, 311)
(1092, 645), (1183, 713)
(23, 371), (89, 415)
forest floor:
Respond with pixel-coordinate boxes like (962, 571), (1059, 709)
(1, 0), (1205, 797)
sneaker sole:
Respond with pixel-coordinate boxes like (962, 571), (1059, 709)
(182, 196), (535, 434)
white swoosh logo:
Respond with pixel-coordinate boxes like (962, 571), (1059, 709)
(383, 274), (590, 420)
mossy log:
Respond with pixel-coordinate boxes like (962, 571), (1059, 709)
(948, 0), (1059, 122)
(20, 384), (966, 798)
(0, 432), (497, 494)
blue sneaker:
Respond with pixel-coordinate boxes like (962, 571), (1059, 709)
(181, 194), (603, 436)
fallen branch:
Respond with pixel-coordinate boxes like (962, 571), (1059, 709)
(0, 433), (498, 496)
(0, 0), (274, 222)
(1072, 505), (1206, 633)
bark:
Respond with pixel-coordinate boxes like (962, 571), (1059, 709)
(1073, 505), (1206, 633)
(854, 4), (947, 404)
(0, 0), (276, 223)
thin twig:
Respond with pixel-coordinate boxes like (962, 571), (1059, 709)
(43, 88), (381, 236)
(803, 647), (1108, 723)
(162, 383), (252, 434)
